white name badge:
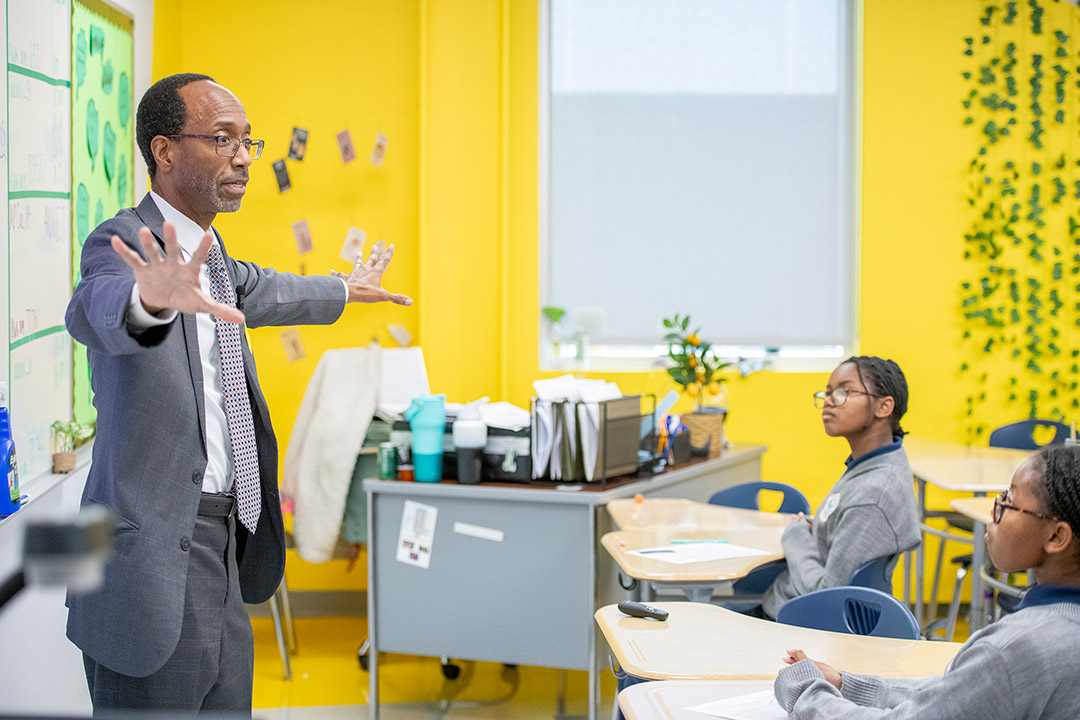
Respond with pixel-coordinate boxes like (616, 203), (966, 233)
(818, 494), (841, 523)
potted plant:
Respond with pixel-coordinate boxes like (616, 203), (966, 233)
(541, 305), (567, 366)
(51, 419), (94, 473)
(663, 313), (730, 458)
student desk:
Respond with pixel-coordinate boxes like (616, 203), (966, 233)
(601, 513), (787, 602)
(595, 601), (962, 682)
(904, 438), (1029, 629)
(364, 444), (766, 720)
(606, 497), (789, 531)
(617, 680), (775, 720)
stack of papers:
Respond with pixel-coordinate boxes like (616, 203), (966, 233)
(687, 690), (786, 719)
(531, 375), (623, 480)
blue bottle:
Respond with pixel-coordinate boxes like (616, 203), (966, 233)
(0, 382), (20, 518)
(404, 394), (447, 483)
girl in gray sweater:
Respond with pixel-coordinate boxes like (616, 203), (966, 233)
(761, 356), (920, 618)
(775, 443), (1080, 719)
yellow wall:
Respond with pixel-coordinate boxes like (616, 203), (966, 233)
(151, 0), (1075, 599)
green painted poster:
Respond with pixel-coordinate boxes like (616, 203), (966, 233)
(71, 1), (134, 425)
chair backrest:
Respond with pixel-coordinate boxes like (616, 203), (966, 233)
(989, 419), (1071, 450)
(775, 586), (921, 640)
(848, 554), (896, 594)
(708, 481), (811, 515)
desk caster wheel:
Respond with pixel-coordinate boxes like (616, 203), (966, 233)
(441, 659), (461, 680)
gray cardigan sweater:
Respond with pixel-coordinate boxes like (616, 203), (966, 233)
(774, 586), (1080, 719)
(762, 442), (921, 618)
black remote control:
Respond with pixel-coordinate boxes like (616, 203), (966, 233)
(617, 600), (669, 621)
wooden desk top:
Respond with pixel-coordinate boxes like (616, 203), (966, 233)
(595, 602), (962, 681)
(950, 496), (995, 526)
(905, 437), (1030, 492)
(619, 680), (776, 720)
(607, 497), (791, 531)
(602, 521), (787, 582)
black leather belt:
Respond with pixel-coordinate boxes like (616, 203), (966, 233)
(198, 492), (237, 517)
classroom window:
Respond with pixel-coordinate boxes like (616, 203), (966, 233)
(539, 0), (857, 370)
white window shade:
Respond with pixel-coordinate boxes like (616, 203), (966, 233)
(544, 0), (855, 350)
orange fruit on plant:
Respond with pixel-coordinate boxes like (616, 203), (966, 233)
(686, 333), (701, 346)
(708, 381), (723, 396)
(685, 383), (700, 397)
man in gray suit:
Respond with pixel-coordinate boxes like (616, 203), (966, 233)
(64, 73), (411, 713)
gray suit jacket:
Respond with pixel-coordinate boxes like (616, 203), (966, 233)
(65, 194), (346, 677)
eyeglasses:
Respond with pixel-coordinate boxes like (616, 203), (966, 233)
(992, 491), (1056, 524)
(813, 387), (880, 409)
(167, 134), (264, 160)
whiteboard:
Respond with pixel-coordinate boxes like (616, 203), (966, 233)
(7, 0), (74, 481)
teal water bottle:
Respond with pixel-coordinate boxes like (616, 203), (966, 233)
(0, 382), (20, 517)
(404, 394), (446, 483)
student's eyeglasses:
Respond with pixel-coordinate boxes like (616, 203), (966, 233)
(812, 387), (881, 409)
(992, 490), (1056, 524)
(167, 134), (265, 160)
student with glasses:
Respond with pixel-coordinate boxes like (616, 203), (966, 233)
(757, 356), (921, 619)
(776, 444), (1080, 719)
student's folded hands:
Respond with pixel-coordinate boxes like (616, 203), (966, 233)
(784, 649), (842, 690)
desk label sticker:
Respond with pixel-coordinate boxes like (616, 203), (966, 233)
(396, 500), (438, 569)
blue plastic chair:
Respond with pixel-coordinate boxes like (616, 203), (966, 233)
(708, 481), (811, 515)
(776, 586), (921, 639)
(848, 554), (896, 594)
(707, 482), (810, 609)
(989, 419), (1071, 450)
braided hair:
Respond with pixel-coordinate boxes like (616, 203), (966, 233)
(1031, 445), (1080, 552)
(842, 356), (909, 438)
(136, 73), (215, 178)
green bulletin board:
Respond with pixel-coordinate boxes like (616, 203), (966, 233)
(71, 0), (134, 425)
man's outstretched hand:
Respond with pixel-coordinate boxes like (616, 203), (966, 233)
(111, 222), (245, 324)
(331, 243), (413, 306)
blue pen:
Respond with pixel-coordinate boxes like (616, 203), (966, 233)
(670, 538), (729, 544)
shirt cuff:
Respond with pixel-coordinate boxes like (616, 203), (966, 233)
(126, 283), (178, 330)
(338, 276), (349, 302)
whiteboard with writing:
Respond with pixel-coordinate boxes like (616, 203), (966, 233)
(7, 0), (74, 481)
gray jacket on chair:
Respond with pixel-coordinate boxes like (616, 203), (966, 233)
(64, 193), (346, 677)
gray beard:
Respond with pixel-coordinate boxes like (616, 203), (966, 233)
(180, 167), (242, 214)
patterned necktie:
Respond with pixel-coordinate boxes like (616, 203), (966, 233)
(205, 240), (261, 533)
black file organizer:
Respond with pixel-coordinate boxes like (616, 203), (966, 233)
(530, 394), (656, 488)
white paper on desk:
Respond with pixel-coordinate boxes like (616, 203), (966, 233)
(627, 542), (770, 565)
(395, 500), (438, 569)
(480, 401), (531, 431)
(686, 690), (786, 719)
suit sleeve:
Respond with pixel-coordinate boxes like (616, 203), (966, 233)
(229, 258), (346, 329)
(65, 219), (176, 355)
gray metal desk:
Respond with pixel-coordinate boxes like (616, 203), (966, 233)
(364, 444), (766, 720)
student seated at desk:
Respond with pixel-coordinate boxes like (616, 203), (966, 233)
(758, 356), (920, 619)
(776, 444), (1080, 719)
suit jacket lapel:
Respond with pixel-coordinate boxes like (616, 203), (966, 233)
(133, 193), (208, 453)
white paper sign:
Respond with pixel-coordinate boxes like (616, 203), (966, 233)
(396, 500), (438, 569)
(627, 542), (769, 565)
(687, 690), (786, 719)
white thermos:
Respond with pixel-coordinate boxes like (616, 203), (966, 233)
(453, 398), (488, 484)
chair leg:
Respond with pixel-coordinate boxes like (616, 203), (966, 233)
(269, 586), (292, 681)
(927, 537), (948, 622)
(944, 565), (967, 642)
(278, 574), (298, 655)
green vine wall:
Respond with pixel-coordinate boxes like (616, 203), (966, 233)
(960, 0), (1080, 441)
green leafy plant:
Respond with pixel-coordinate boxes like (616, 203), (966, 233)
(51, 419), (94, 454)
(662, 313), (730, 412)
(541, 306), (566, 325)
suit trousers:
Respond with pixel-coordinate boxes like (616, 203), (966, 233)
(82, 513), (254, 714)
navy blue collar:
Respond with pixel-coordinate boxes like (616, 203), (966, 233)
(845, 438), (904, 471)
(1016, 584), (1080, 610)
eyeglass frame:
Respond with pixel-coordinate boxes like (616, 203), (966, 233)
(812, 387), (882, 409)
(166, 134), (265, 159)
(992, 490), (1056, 524)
